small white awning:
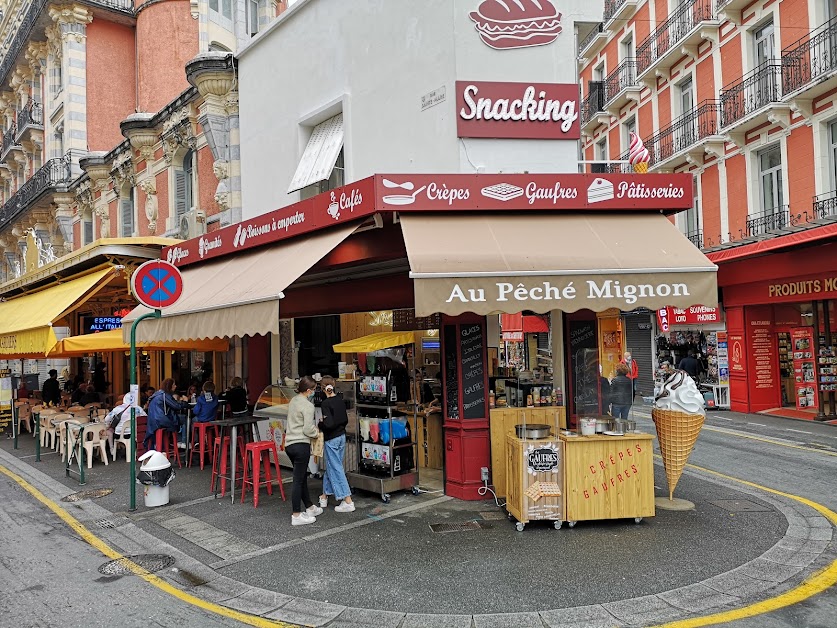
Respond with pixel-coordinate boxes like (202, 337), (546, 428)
(287, 114), (344, 193)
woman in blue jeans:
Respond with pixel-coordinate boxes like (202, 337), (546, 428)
(318, 376), (354, 513)
(609, 363), (634, 420)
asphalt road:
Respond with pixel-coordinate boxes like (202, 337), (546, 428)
(0, 472), (241, 628)
(632, 405), (837, 628)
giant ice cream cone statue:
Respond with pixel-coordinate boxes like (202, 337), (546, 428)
(652, 371), (706, 500)
(629, 132), (650, 174)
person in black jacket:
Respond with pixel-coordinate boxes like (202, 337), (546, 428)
(220, 377), (248, 415)
(677, 350), (703, 380)
(609, 364), (634, 420)
(317, 376), (354, 513)
(41, 369), (61, 407)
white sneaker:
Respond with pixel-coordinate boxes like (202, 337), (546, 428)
(292, 513), (315, 526)
(319, 496), (328, 508)
(307, 505), (324, 516)
(177, 442), (187, 450)
(335, 501), (356, 513)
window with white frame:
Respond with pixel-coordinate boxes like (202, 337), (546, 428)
(593, 138), (607, 173)
(678, 77), (694, 116)
(754, 20), (775, 66)
(684, 176), (700, 236)
(758, 144), (783, 213)
(120, 185), (135, 237)
(248, 0), (260, 36)
(301, 149), (345, 200)
(83, 211), (94, 245)
(622, 117), (636, 149)
(828, 120), (837, 194)
(621, 34), (633, 60)
(209, 0), (233, 26)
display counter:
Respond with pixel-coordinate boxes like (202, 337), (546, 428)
(489, 406), (566, 498)
(559, 432), (655, 526)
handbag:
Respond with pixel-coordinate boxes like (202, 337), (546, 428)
(311, 431), (325, 457)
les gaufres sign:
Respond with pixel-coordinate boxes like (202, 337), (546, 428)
(456, 81), (580, 139)
(526, 443), (560, 474)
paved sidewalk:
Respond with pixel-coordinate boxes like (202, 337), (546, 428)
(1, 428), (834, 627)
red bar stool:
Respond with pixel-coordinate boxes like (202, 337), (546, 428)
(241, 441), (286, 508)
(209, 435), (246, 497)
(154, 429), (182, 468)
(188, 423), (216, 469)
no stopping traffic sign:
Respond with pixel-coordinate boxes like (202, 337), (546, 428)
(131, 260), (184, 310)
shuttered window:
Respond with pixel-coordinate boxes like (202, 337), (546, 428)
(83, 218), (93, 245)
(120, 193), (134, 237)
(174, 150), (193, 220)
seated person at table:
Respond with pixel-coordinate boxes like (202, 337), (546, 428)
(42, 369), (62, 407)
(144, 378), (188, 451)
(104, 392), (146, 453)
(79, 384), (101, 406)
(17, 381), (30, 400)
(220, 377), (248, 415)
(192, 381), (220, 422)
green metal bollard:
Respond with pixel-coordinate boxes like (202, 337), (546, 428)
(12, 401), (17, 450)
(34, 412), (40, 462)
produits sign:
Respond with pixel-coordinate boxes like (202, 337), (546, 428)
(456, 81), (580, 139)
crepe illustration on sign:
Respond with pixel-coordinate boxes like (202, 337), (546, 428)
(587, 178), (614, 204)
(481, 182), (524, 201)
(469, 0), (563, 50)
(381, 179), (427, 206)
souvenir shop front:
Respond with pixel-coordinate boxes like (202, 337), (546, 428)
(712, 239), (837, 418)
(126, 172), (718, 498)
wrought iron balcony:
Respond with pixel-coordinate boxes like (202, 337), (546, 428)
(812, 191), (837, 222)
(1, 123), (20, 159)
(604, 58), (640, 112)
(782, 15), (837, 97)
(636, 0), (719, 78)
(686, 230), (704, 249)
(714, 0), (749, 23)
(0, 154), (73, 230)
(604, 0), (639, 27)
(645, 101), (722, 168)
(16, 101), (43, 138)
(607, 150), (633, 174)
(578, 23), (606, 57)
(745, 205), (790, 238)
(720, 62), (783, 128)
(581, 81), (607, 132)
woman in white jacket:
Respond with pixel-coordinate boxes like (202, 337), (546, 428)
(284, 376), (322, 525)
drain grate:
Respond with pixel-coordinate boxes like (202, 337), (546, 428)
(709, 499), (773, 513)
(479, 511), (507, 521)
(62, 488), (113, 502)
(429, 521), (490, 534)
(93, 516), (130, 529)
(98, 554), (175, 576)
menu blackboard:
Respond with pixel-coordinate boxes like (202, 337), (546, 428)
(392, 309), (441, 332)
(460, 323), (486, 419)
(443, 325), (460, 419)
(0, 405), (11, 434)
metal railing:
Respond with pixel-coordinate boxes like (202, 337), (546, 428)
(637, 0), (716, 75)
(17, 100), (43, 136)
(0, 154), (73, 230)
(604, 0), (629, 22)
(581, 82), (606, 126)
(607, 150), (633, 173)
(645, 100), (721, 164)
(0, 0), (134, 87)
(715, 0), (735, 9)
(604, 58), (638, 104)
(745, 205), (790, 237)
(812, 191), (837, 221)
(720, 61), (783, 128)
(579, 23), (604, 55)
(782, 15), (837, 95)
(686, 230), (704, 249)
(2, 123), (18, 157)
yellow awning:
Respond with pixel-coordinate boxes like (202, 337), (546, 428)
(333, 332), (418, 353)
(46, 328), (229, 357)
(0, 268), (114, 357)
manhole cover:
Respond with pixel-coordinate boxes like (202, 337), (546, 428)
(709, 499), (773, 513)
(61, 488), (113, 502)
(98, 554), (175, 576)
(479, 511), (507, 521)
(94, 516), (130, 529)
(429, 521), (488, 534)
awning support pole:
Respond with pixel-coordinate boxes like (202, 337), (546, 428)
(130, 309), (161, 511)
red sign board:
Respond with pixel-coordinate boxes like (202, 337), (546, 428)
(163, 173), (694, 268)
(455, 81), (580, 139)
(656, 306), (722, 329)
(724, 271), (837, 307)
(502, 331), (524, 342)
(131, 260), (183, 310)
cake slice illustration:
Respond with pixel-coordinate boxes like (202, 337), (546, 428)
(587, 177), (614, 204)
(481, 182), (524, 202)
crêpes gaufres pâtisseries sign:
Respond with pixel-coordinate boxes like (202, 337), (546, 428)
(469, 0), (563, 50)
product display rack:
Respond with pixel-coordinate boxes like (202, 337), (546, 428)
(346, 389), (419, 503)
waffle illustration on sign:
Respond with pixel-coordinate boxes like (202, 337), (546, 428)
(525, 481), (562, 502)
(587, 177), (614, 204)
(481, 182), (524, 202)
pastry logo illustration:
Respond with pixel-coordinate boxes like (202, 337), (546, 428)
(327, 191), (340, 220)
(587, 177), (614, 204)
(481, 182), (524, 202)
(469, 0), (563, 50)
(629, 132), (651, 173)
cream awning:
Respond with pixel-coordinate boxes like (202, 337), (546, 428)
(123, 223), (358, 343)
(401, 213), (718, 317)
(0, 268), (116, 357)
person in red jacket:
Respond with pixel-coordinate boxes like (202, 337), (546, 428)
(620, 350), (639, 398)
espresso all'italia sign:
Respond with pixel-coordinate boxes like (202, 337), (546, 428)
(455, 81), (580, 139)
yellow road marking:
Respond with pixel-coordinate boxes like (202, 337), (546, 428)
(651, 462), (837, 627)
(0, 464), (295, 628)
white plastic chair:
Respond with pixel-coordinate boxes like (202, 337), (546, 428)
(78, 422), (108, 469)
(112, 424), (133, 462)
(15, 402), (31, 434)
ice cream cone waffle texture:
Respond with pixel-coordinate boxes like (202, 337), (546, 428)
(633, 162), (649, 174)
(652, 408), (704, 500)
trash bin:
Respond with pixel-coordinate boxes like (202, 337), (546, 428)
(137, 450), (175, 507)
